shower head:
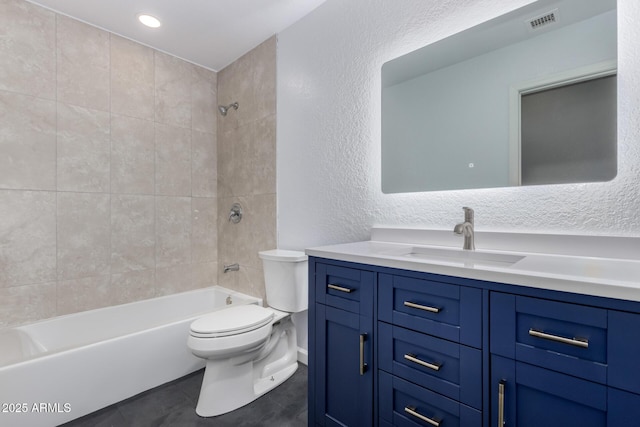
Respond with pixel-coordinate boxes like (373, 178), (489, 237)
(218, 102), (239, 116)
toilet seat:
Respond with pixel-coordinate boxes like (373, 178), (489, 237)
(190, 305), (274, 338)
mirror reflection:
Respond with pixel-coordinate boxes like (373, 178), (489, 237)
(381, 0), (617, 193)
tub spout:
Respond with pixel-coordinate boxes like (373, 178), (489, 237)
(223, 263), (239, 273)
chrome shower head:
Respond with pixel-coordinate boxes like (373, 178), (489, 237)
(218, 102), (239, 116)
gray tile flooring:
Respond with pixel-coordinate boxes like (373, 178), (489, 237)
(61, 364), (307, 427)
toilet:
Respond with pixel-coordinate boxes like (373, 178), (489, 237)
(187, 249), (308, 417)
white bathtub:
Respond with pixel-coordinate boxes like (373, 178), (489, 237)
(0, 286), (261, 427)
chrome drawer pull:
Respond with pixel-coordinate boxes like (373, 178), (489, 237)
(359, 334), (368, 375)
(498, 380), (506, 427)
(404, 301), (441, 313)
(327, 284), (354, 293)
(404, 406), (440, 427)
(404, 353), (442, 371)
(528, 329), (589, 348)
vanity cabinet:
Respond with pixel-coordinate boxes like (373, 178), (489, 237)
(377, 273), (483, 426)
(310, 262), (375, 426)
(490, 292), (640, 427)
(308, 256), (640, 426)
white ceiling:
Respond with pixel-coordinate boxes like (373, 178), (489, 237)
(26, 0), (326, 71)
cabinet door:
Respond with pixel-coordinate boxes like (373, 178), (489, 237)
(491, 355), (607, 427)
(314, 304), (373, 426)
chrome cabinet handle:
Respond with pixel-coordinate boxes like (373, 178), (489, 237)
(404, 301), (441, 313)
(327, 284), (354, 293)
(528, 329), (589, 348)
(404, 406), (440, 427)
(359, 334), (368, 375)
(498, 380), (506, 427)
(404, 353), (442, 371)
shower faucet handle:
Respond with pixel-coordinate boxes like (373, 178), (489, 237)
(228, 203), (242, 224)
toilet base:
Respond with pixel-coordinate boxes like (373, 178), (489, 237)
(194, 317), (298, 417)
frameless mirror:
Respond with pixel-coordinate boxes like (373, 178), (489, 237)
(381, 0), (617, 193)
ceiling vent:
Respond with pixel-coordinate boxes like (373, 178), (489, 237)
(527, 9), (559, 31)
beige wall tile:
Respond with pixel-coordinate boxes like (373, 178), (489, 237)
(111, 195), (155, 274)
(217, 56), (251, 132)
(155, 264), (193, 296)
(192, 67), (217, 134)
(216, 38), (276, 301)
(155, 123), (191, 196)
(56, 16), (110, 111)
(111, 269), (155, 305)
(218, 124), (252, 198)
(156, 196), (191, 268)
(0, 0), (55, 99)
(250, 115), (276, 195)
(111, 114), (155, 194)
(0, 91), (56, 190)
(236, 194), (277, 269)
(57, 192), (111, 280)
(192, 197), (217, 263)
(0, 190), (56, 287)
(250, 36), (277, 122)
(237, 265), (267, 303)
(0, 0), (264, 327)
(217, 36), (276, 130)
(217, 126), (235, 198)
(56, 275), (113, 315)
(192, 130), (217, 197)
(57, 103), (111, 193)
(217, 196), (239, 264)
(0, 282), (56, 328)
(155, 52), (192, 128)
(111, 36), (154, 120)
(192, 261), (217, 289)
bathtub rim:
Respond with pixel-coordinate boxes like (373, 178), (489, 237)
(0, 286), (263, 370)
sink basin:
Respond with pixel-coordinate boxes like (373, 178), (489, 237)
(404, 246), (525, 267)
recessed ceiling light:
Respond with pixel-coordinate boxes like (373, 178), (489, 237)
(138, 14), (161, 28)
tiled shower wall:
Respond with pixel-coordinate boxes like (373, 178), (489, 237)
(0, 0), (219, 327)
(217, 37), (277, 304)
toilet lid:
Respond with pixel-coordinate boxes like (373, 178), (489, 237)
(190, 305), (274, 336)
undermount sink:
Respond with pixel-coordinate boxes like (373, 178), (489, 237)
(404, 246), (525, 267)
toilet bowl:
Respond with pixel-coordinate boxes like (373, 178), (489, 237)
(187, 249), (308, 417)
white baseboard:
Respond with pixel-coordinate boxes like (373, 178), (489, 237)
(297, 348), (308, 365)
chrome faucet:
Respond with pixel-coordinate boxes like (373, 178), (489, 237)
(453, 207), (475, 250)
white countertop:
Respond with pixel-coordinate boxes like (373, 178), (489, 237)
(306, 232), (640, 303)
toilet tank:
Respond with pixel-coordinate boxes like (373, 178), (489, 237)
(258, 249), (308, 313)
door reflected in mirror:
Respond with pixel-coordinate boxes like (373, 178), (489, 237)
(381, 0), (617, 193)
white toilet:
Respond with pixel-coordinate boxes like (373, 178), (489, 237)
(187, 249), (308, 417)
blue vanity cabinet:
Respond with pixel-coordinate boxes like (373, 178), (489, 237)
(377, 272), (483, 426)
(490, 291), (640, 426)
(309, 260), (375, 426)
(308, 255), (640, 427)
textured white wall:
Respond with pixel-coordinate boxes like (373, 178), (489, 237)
(277, 0), (640, 250)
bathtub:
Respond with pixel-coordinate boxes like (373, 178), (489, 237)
(0, 286), (261, 427)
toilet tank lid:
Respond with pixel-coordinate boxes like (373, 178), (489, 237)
(259, 249), (307, 262)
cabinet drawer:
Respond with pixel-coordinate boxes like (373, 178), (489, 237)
(378, 322), (482, 409)
(491, 292), (608, 384)
(315, 263), (374, 315)
(379, 274), (482, 348)
(379, 371), (481, 427)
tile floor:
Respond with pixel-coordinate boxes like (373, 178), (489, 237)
(61, 364), (308, 427)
